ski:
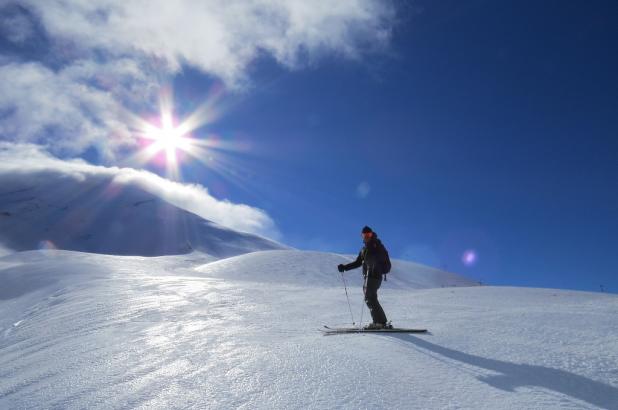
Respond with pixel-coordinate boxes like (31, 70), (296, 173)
(321, 325), (427, 334)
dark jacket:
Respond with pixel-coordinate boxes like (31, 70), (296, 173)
(343, 234), (386, 278)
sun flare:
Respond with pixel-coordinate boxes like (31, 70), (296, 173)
(127, 85), (248, 184)
(128, 86), (222, 179)
(143, 113), (193, 165)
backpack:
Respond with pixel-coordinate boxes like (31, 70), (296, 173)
(379, 242), (392, 275)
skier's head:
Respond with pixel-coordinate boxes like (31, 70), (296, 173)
(361, 226), (373, 241)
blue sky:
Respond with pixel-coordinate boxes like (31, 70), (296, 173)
(1, 1), (617, 292)
(171, 1), (618, 292)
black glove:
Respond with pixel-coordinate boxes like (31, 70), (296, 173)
(337, 264), (345, 273)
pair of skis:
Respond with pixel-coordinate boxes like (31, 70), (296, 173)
(321, 325), (427, 335)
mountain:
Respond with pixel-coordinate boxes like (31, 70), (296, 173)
(1, 249), (616, 409)
(0, 172), (287, 257)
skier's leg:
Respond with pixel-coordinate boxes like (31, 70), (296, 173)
(364, 275), (387, 324)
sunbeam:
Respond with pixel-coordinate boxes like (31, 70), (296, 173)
(121, 84), (269, 207)
(126, 86), (227, 181)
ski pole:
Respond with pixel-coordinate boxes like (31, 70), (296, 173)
(340, 272), (355, 326)
(359, 294), (365, 330)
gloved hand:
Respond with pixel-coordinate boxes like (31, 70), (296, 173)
(337, 264), (345, 273)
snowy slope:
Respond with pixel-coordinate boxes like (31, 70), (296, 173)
(0, 175), (287, 257)
(193, 249), (475, 287)
(1, 249), (617, 409)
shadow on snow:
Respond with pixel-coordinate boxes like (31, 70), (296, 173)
(390, 334), (618, 409)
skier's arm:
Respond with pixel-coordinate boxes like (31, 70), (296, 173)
(342, 252), (363, 271)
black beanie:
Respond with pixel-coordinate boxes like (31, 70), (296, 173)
(361, 226), (373, 233)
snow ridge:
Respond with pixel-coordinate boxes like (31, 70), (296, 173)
(0, 175), (287, 257)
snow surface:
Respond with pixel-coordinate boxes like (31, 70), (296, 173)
(1, 249), (617, 409)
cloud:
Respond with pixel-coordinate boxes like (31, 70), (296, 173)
(0, 143), (280, 239)
(0, 61), (145, 160)
(0, 1), (395, 159)
(0, 243), (14, 257)
(23, 0), (394, 85)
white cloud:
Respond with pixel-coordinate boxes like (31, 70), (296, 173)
(23, 0), (394, 86)
(0, 0), (394, 159)
(0, 62), (141, 160)
(0, 143), (280, 239)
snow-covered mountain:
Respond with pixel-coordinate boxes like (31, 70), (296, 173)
(0, 172), (287, 257)
(0, 147), (615, 409)
(1, 249), (616, 409)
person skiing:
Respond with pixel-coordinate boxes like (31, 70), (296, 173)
(338, 226), (391, 330)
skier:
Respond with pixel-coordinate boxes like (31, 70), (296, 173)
(338, 226), (391, 330)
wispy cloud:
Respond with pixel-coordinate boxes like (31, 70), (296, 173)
(0, 61), (148, 160)
(23, 0), (394, 85)
(0, 0), (395, 159)
(0, 143), (280, 239)
(0, 243), (13, 257)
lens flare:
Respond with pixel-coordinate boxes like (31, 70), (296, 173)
(124, 84), (261, 201)
(38, 240), (56, 250)
(462, 249), (477, 266)
(127, 85), (225, 180)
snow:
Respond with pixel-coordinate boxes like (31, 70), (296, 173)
(0, 174), (287, 257)
(1, 249), (617, 409)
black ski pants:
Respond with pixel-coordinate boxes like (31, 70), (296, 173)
(364, 275), (387, 324)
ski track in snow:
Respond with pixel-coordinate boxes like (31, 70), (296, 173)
(0, 250), (617, 409)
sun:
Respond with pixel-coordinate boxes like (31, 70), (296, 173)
(130, 106), (200, 180)
(145, 112), (192, 165)
(127, 84), (241, 182)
